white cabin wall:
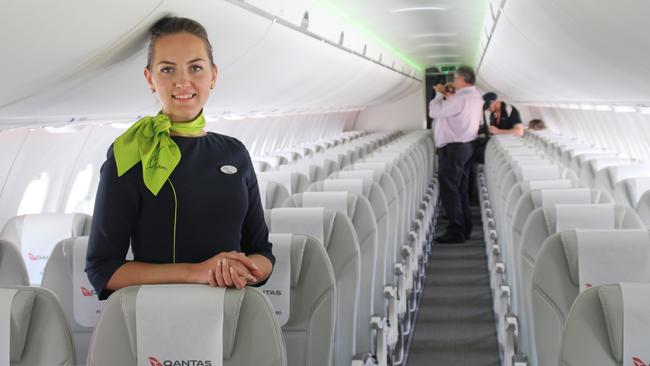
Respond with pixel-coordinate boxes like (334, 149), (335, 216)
(0, 111), (354, 229)
(353, 87), (426, 132)
(528, 107), (650, 163)
(206, 111), (357, 155)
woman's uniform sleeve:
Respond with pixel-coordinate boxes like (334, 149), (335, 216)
(238, 143), (275, 285)
(86, 147), (140, 300)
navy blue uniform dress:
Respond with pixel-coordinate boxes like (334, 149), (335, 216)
(86, 132), (274, 300)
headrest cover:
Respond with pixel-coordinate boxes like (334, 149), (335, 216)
(522, 179), (574, 192)
(515, 165), (562, 181)
(257, 172), (295, 195)
(260, 234), (294, 326)
(334, 169), (380, 182)
(353, 162), (390, 174)
(270, 208), (334, 248)
(590, 159), (633, 172)
(302, 192), (357, 218)
(544, 204), (615, 234)
(621, 283), (650, 366)
(21, 214), (77, 285)
(561, 230), (650, 291)
(531, 188), (592, 209)
(323, 179), (368, 196)
(136, 285), (225, 365)
(72, 237), (103, 327)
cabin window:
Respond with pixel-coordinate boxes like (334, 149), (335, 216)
(65, 164), (93, 214)
(17, 172), (49, 216)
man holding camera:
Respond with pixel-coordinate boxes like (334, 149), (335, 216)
(429, 66), (483, 243)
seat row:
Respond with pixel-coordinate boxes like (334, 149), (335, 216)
(479, 130), (650, 366)
(0, 129), (439, 366)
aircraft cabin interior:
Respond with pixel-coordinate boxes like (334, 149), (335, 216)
(1, 1), (650, 365)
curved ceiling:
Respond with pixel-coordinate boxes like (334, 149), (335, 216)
(317, 0), (489, 69)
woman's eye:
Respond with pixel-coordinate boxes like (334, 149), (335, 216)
(160, 67), (174, 73)
(191, 65), (203, 72)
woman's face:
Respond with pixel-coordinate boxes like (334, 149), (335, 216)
(144, 33), (217, 122)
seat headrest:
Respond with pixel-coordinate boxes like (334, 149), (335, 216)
(332, 169), (381, 182)
(561, 230), (650, 289)
(352, 162), (390, 174)
(589, 159), (634, 172)
(302, 192), (358, 218)
(323, 179), (370, 197)
(522, 179), (575, 192)
(543, 204), (616, 234)
(285, 235), (307, 287)
(117, 285), (243, 360)
(269, 208), (335, 248)
(531, 188), (593, 209)
(0, 289), (36, 362)
(515, 165), (562, 181)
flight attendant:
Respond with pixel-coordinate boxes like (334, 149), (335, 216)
(86, 17), (274, 300)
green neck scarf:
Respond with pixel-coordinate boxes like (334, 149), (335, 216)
(113, 111), (206, 196)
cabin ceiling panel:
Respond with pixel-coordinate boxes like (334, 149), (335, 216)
(478, 0), (650, 104)
(0, 0), (423, 126)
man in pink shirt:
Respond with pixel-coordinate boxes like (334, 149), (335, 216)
(429, 66), (483, 243)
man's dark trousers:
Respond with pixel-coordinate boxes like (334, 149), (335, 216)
(438, 142), (474, 238)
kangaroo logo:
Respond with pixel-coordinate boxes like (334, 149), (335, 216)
(633, 357), (647, 366)
(148, 356), (163, 366)
(27, 253), (47, 261)
(585, 283), (593, 289)
(80, 287), (95, 297)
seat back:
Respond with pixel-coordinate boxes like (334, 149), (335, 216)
(256, 171), (310, 195)
(258, 181), (290, 209)
(594, 164), (650, 196)
(518, 204), (644, 363)
(636, 190), (650, 229)
(613, 176), (650, 208)
(0, 213), (92, 285)
(265, 233), (336, 366)
(0, 287), (75, 365)
(532, 230), (650, 366)
(284, 191), (374, 355)
(42, 237), (102, 365)
(328, 170), (400, 285)
(309, 179), (391, 318)
(88, 285), (286, 366)
(560, 283), (650, 366)
(508, 189), (613, 299)
(252, 159), (273, 173)
(0, 240), (28, 286)
(267, 208), (360, 366)
(579, 158), (636, 187)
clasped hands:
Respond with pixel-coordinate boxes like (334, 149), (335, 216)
(194, 251), (263, 289)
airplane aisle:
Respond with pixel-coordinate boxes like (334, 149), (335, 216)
(408, 206), (500, 365)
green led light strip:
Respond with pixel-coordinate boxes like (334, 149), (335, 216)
(316, 0), (425, 72)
